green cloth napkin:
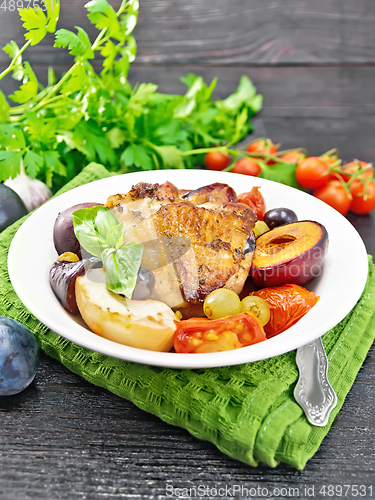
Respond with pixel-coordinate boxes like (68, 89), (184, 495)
(1, 163), (375, 470)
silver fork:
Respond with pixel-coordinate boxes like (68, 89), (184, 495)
(294, 337), (337, 427)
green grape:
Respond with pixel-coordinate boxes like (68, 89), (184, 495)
(253, 220), (270, 239)
(240, 295), (270, 326)
(203, 288), (241, 320)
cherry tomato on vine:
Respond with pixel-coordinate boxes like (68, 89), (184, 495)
(313, 180), (352, 215)
(346, 178), (364, 196)
(295, 156), (331, 189)
(247, 139), (278, 164)
(337, 160), (374, 183)
(204, 151), (230, 171)
(349, 180), (375, 214)
(173, 313), (266, 353)
(320, 153), (340, 168)
(279, 151), (306, 164)
(237, 186), (266, 220)
(253, 284), (318, 338)
(231, 158), (261, 176)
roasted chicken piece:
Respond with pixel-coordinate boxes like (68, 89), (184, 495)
(105, 181), (180, 229)
(107, 181), (257, 316)
(152, 201), (256, 301)
(106, 181), (179, 208)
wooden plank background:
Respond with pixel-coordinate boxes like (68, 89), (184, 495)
(2, 0), (375, 65)
(1, 1), (375, 162)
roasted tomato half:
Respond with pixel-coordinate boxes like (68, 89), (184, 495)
(173, 312), (266, 353)
(253, 284), (318, 338)
(237, 186), (266, 221)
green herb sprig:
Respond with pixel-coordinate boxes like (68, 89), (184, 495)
(0, 0), (262, 193)
(72, 205), (143, 299)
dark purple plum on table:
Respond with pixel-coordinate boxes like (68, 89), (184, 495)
(0, 184), (28, 232)
(0, 317), (39, 396)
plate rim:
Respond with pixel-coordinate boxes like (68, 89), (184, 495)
(8, 169), (369, 369)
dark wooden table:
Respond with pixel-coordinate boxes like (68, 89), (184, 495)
(1, 2), (375, 498)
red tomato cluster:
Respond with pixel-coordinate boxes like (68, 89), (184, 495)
(296, 156), (375, 215)
(204, 138), (305, 177)
(231, 158), (261, 176)
(246, 138), (278, 164)
(204, 139), (375, 216)
(204, 150), (230, 171)
(204, 139), (280, 177)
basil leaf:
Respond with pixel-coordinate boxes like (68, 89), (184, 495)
(106, 222), (125, 250)
(73, 204), (119, 240)
(73, 205), (107, 225)
(102, 242), (143, 299)
(94, 206), (120, 239)
(72, 218), (108, 257)
(72, 207), (109, 257)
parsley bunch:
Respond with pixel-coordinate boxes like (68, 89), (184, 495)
(0, 0), (262, 193)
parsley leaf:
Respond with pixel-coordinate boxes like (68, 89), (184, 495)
(0, 151), (23, 180)
(85, 0), (122, 40)
(74, 120), (117, 165)
(151, 144), (184, 169)
(218, 75), (260, 114)
(25, 110), (57, 143)
(55, 27), (94, 59)
(19, 6), (49, 46)
(23, 150), (44, 177)
(232, 107), (249, 145)
(3, 41), (24, 81)
(101, 40), (117, 74)
(0, 126), (26, 151)
(8, 62), (38, 103)
(61, 62), (88, 94)
(106, 127), (126, 149)
(45, 0), (61, 34)
(44, 150), (67, 187)
(121, 143), (154, 170)
(9, 80), (38, 104)
(0, 91), (10, 122)
(127, 83), (158, 116)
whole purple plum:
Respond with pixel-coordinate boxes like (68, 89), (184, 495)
(53, 202), (102, 258)
(0, 317), (39, 396)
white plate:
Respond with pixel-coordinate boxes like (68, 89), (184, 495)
(8, 169), (369, 369)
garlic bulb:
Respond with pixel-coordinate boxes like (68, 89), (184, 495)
(4, 163), (52, 212)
